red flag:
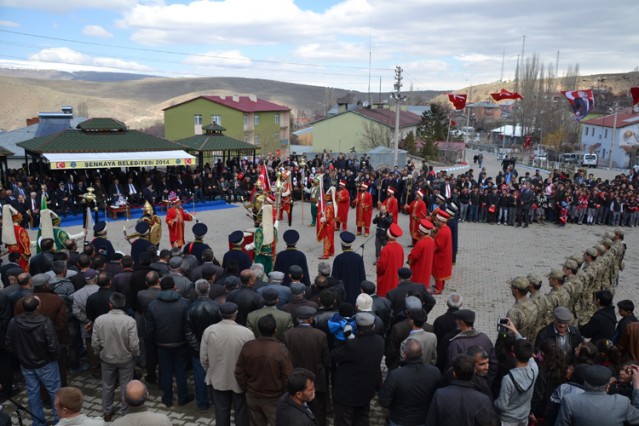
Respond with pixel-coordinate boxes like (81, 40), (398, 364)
(448, 94), (467, 110)
(524, 135), (532, 148)
(491, 89), (524, 101)
(450, 120), (456, 126)
(631, 87), (639, 106)
(561, 90), (594, 121)
(259, 164), (271, 193)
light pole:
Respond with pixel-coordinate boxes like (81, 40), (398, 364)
(392, 66), (406, 166)
(608, 104), (619, 169)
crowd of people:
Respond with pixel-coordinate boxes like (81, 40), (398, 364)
(0, 150), (638, 426)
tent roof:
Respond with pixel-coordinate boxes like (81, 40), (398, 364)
(176, 134), (258, 152)
(0, 146), (14, 156)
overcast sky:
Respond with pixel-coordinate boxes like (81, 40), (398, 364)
(0, 0), (637, 92)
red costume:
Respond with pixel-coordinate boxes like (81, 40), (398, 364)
(336, 184), (350, 231)
(432, 223), (453, 294)
(165, 203), (193, 248)
(408, 235), (435, 289)
(7, 223), (31, 272)
(384, 193), (399, 225)
(277, 180), (293, 222)
(317, 199), (336, 259)
(408, 196), (427, 245)
(376, 239), (404, 297)
(355, 188), (373, 236)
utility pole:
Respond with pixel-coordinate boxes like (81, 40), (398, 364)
(391, 66), (406, 166)
(609, 104), (619, 168)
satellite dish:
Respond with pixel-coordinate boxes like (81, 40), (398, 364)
(362, 101), (370, 108)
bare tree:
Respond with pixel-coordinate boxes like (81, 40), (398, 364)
(359, 121), (392, 151)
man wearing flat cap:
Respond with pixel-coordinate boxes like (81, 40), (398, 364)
(556, 364), (639, 425)
(534, 306), (583, 362)
(446, 309), (497, 381)
(331, 312), (384, 426)
(283, 306), (330, 426)
(247, 288), (293, 342)
(273, 230), (310, 287)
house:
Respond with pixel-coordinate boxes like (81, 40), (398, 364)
(490, 125), (524, 146)
(581, 112), (639, 168)
(467, 102), (501, 122)
(299, 106), (423, 153)
(0, 106), (87, 169)
(163, 94), (291, 156)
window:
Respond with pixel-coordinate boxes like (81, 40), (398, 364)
(194, 114), (202, 125)
(211, 115), (222, 125)
(244, 114), (249, 126)
(605, 129), (608, 138)
(254, 114), (260, 126)
(255, 135), (260, 145)
(274, 132), (280, 142)
(274, 113), (280, 124)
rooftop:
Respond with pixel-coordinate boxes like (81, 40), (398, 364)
(164, 95), (290, 113)
(581, 113), (639, 128)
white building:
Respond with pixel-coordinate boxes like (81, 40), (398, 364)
(581, 112), (639, 168)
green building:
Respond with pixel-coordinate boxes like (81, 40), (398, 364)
(163, 95), (291, 155)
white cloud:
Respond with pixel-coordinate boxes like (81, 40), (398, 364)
(183, 50), (252, 68)
(0, 0), (137, 13)
(27, 47), (149, 72)
(0, 20), (19, 27)
(83, 25), (113, 38)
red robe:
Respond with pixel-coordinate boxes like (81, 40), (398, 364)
(355, 191), (373, 235)
(384, 195), (399, 224)
(408, 235), (435, 288)
(408, 199), (427, 244)
(278, 182), (293, 221)
(336, 188), (350, 231)
(165, 205), (193, 248)
(432, 224), (453, 281)
(376, 240), (404, 297)
(6, 224), (31, 272)
(317, 204), (336, 257)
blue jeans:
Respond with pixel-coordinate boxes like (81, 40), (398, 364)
(192, 356), (213, 410)
(158, 346), (189, 405)
(469, 205), (478, 222)
(22, 361), (61, 426)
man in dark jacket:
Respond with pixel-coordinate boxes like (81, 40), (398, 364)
(535, 306), (584, 363)
(6, 295), (62, 426)
(29, 238), (55, 275)
(331, 232), (366, 306)
(273, 230), (311, 287)
(185, 279), (221, 411)
(283, 307), (330, 426)
(331, 312), (385, 426)
(579, 289), (617, 343)
(379, 338), (442, 425)
(275, 368), (319, 426)
(426, 354), (497, 426)
(386, 268), (436, 324)
(227, 269), (263, 326)
(145, 274), (193, 407)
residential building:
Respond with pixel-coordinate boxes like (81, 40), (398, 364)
(581, 112), (639, 168)
(163, 95), (291, 155)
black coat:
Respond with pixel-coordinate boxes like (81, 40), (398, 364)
(226, 286), (263, 326)
(274, 248), (311, 287)
(185, 297), (221, 355)
(379, 360), (442, 425)
(331, 331), (385, 407)
(86, 288), (113, 323)
(275, 394), (319, 426)
(131, 238), (153, 265)
(579, 305), (617, 343)
(426, 380), (495, 426)
(183, 241), (211, 265)
(283, 325), (330, 392)
(145, 290), (190, 347)
(5, 312), (59, 369)
(386, 280), (435, 320)
(331, 251), (366, 306)
(29, 251), (54, 275)
(222, 249), (252, 273)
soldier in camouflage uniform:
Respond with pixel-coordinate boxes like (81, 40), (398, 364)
(506, 276), (539, 340)
(582, 247), (598, 271)
(527, 273), (550, 340)
(546, 268), (571, 315)
(562, 259), (582, 316)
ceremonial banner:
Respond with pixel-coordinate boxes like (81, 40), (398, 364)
(448, 94), (467, 110)
(491, 89), (524, 101)
(44, 151), (196, 170)
(561, 90), (595, 121)
(631, 87), (639, 106)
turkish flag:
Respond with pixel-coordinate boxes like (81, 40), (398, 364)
(491, 89), (524, 101)
(56, 162), (66, 169)
(450, 120), (456, 126)
(448, 94), (467, 110)
(259, 164), (271, 193)
(524, 136), (532, 148)
(561, 90), (594, 121)
(631, 87), (639, 106)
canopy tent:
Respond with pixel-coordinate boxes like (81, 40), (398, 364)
(176, 123), (258, 166)
(43, 151), (196, 170)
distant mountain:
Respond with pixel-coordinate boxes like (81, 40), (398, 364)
(0, 69), (159, 82)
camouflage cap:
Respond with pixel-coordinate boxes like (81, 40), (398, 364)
(614, 228), (625, 237)
(604, 231), (615, 240)
(586, 247), (598, 258)
(547, 269), (564, 280)
(569, 254), (584, 267)
(564, 259), (579, 271)
(526, 273), (543, 288)
(594, 244), (606, 255)
(601, 238), (613, 248)
(509, 276), (530, 291)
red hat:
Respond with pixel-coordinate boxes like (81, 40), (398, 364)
(388, 223), (403, 239)
(419, 219), (434, 234)
(360, 183), (369, 190)
(417, 189), (424, 198)
(435, 210), (451, 223)
(387, 187), (396, 195)
(339, 180), (346, 187)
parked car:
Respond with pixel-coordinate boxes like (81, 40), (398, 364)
(581, 153), (598, 168)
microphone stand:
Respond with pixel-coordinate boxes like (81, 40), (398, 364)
(7, 397), (45, 426)
(355, 233), (376, 258)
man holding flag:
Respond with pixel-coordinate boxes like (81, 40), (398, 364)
(317, 186), (336, 260)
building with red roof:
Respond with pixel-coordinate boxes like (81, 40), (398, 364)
(581, 111), (639, 168)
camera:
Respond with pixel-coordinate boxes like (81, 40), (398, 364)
(498, 318), (509, 325)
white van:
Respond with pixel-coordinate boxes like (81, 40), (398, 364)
(561, 153), (579, 164)
(581, 153), (598, 168)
